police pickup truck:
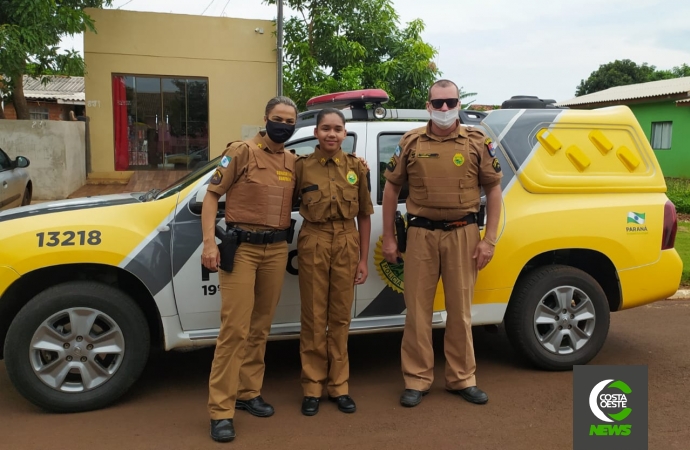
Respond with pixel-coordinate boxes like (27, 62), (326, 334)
(0, 89), (682, 413)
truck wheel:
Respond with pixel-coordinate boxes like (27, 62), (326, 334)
(504, 265), (610, 371)
(4, 281), (150, 413)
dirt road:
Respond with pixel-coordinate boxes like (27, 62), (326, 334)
(1, 301), (688, 450)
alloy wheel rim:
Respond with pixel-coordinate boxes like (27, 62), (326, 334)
(532, 285), (596, 355)
(29, 307), (125, 393)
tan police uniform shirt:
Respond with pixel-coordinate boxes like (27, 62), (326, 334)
(384, 121), (502, 221)
(207, 131), (296, 229)
(295, 146), (374, 223)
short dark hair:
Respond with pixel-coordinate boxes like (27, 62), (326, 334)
(428, 79), (460, 100)
(265, 96), (298, 116)
(316, 108), (346, 126)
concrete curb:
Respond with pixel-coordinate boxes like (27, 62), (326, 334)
(668, 289), (690, 300)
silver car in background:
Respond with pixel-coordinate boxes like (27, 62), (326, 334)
(0, 147), (32, 211)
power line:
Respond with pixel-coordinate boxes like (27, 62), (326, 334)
(116, 0), (135, 9)
(220, 0), (231, 16)
(200, 0), (216, 15)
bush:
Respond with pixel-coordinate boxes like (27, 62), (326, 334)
(666, 178), (690, 214)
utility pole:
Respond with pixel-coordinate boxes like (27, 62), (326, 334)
(276, 0), (284, 96)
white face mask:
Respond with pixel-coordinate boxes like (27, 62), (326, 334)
(430, 109), (458, 129)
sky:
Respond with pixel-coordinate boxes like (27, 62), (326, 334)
(59, 0), (690, 106)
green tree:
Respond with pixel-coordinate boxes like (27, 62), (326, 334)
(0, 0), (112, 120)
(265, 0), (442, 110)
(654, 63), (690, 80)
(25, 50), (87, 77)
(576, 59), (689, 96)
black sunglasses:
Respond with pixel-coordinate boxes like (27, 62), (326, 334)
(429, 98), (460, 109)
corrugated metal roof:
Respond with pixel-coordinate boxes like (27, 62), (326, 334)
(557, 77), (690, 107)
(677, 98), (690, 105)
(22, 75), (85, 102)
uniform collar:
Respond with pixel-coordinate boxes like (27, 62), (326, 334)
(252, 131), (283, 154)
(422, 120), (468, 142)
(314, 145), (344, 166)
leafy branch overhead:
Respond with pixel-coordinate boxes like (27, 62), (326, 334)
(264, 0), (443, 110)
(0, 0), (112, 119)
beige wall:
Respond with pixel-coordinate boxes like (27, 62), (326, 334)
(84, 9), (276, 174)
(0, 121), (86, 200)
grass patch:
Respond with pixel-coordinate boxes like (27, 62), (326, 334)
(677, 221), (690, 286)
(666, 177), (690, 214)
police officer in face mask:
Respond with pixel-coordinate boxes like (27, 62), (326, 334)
(381, 79), (503, 409)
(201, 96), (299, 443)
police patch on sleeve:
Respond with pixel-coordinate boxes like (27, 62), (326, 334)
(210, 169), (223, 185)
(492, 158), (502, 173)
(485, 138), (496, 158)
(220, 155), (232, 167)
(386, 155), (397, 172)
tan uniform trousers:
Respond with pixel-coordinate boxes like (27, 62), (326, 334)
(401, 223), (480, 391)
(207, 239), (288, 420)
(298, 219), (360, 398)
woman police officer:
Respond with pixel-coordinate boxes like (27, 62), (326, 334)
(201, 96), (299, 443)
(293, 108), (374, 416)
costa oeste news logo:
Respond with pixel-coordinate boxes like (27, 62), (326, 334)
(588, 379), (632, 435)
(573, 365), (647, 450)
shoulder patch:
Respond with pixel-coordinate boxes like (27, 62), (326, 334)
(485, 137), (496, 157)
(386, 154), (397, 172)
(210, 169), (223, 185)
(492, 158), (502, 173)
(220, 155), (232, 167)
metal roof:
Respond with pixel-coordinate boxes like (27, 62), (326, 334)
(22, 75), (85, 104)
(677, 98), (690, 106)
(557, 77), (690, 107)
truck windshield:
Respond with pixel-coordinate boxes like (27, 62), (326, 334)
(155, 156), (221, 201)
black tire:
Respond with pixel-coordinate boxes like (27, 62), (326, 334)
(21, 185), (31, 206)
(4, 281), (150, 413)
(504, 265), (610, 371)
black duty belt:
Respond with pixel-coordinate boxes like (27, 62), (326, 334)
(407, 213), (477, 231)
(227, 225), (290, 245)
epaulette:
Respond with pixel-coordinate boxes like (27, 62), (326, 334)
(223, 140), (249, 156)
(226, 139), (245, 149)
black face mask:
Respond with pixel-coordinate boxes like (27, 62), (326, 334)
(265, 120), (296, 144)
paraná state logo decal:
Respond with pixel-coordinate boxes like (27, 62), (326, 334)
(374, 235), (404, 293)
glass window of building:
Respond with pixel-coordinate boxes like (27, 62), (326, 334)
(112, 75), (209, 171)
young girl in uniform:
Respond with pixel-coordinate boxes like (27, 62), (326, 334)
(293, 108), (374, 416)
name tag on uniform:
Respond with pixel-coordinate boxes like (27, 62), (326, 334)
(301, 185), (318, 193)
(417, 153), (439, 158)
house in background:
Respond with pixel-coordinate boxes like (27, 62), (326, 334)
(557, 78), (690, 178)
(2, 75), (85, 121)
(83, 8), (276, 179)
